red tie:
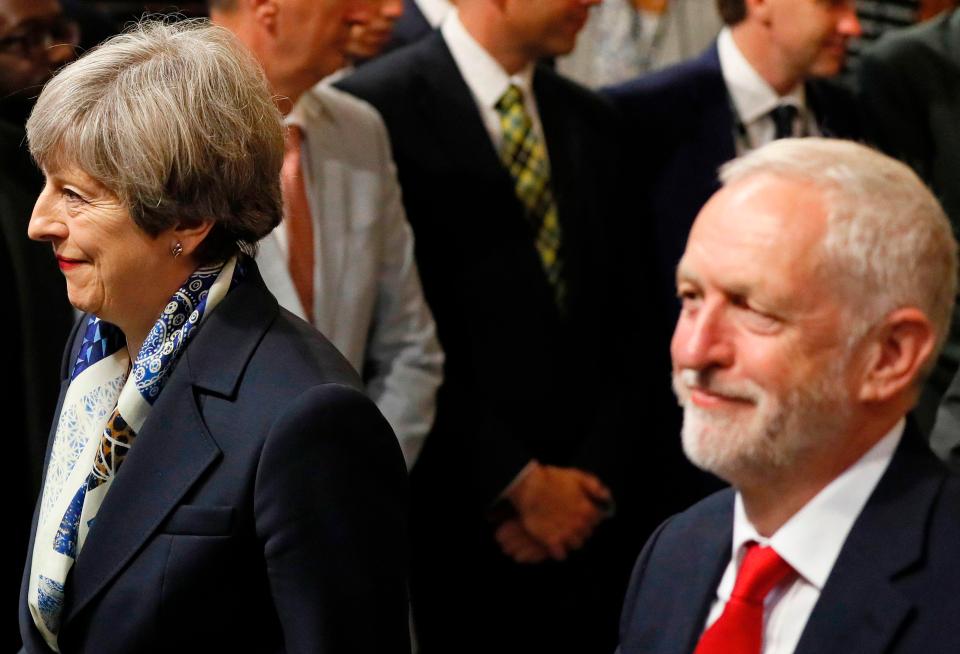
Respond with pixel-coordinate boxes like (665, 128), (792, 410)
(281, 124), (315, 322)
(694, 543), (796, 654)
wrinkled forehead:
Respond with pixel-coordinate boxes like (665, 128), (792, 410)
(0, 0), (62, 34)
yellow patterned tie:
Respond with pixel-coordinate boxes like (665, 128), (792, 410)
(495, 84), (565, 308)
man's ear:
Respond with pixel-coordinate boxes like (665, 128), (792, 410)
(857, 307), (936, 403)
(744, 0), (772, 26)
(171, 219), (216, 260)
(251, 0), (279, 30)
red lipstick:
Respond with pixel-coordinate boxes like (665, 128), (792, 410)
(56, 255), (83, 271)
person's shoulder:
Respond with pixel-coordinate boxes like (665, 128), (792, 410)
(604, 45), (721, 107)
(537, 65), (618, 120)
(867, 8), (958, 65)
(633, 487), (734, 567)
(251, 307), (365, 395)
(663, 487), (734, 537)
(306, 82), (384, 129)
(336, 36), (437, 101)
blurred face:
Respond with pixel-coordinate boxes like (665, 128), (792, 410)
(346, 0), (402, 60)
(274, 0), (372, 84)
(0, 0), (77, 99)
(764, 0), (861, 79)
(670, 175), (855, 485)
(28, 166), (179, 327)
(504, 0), (601, 59)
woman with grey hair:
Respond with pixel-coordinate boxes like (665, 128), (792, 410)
(18, 19), (409, 654)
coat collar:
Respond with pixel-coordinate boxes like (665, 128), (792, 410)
(58, 262), (278, 627)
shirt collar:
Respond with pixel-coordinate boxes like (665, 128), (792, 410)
(717, 27), (806, 126)
(441, 9), (535, 113)
(415, 0), (453, 28)
(731, 418), (904, 590)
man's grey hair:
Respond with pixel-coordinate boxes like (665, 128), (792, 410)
(720, 138), (958, 366)
(27, 18), (284, 264)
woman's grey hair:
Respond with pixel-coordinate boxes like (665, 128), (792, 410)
(719, 138), (958, 367)
(26, 18), (284, 264)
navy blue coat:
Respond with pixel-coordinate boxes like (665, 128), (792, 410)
(18, 262), (410, 654)
(618, 421), (960, 654)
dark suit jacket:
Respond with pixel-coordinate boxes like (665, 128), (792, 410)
(858, 9), (960, 433)
(338, 30), (630, 508)
(604, 43), (860, 319)
(337, 31), (644, 652)
(618, 421), (960, 654)
(18, 263), (410, 654)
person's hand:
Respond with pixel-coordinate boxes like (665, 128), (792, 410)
(494, 519), (551, 564)
(505, 462), (612, 561)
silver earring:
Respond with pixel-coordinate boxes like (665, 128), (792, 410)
(171, 241), (183, 258)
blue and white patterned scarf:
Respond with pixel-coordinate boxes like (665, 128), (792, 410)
(28, 256), (243, 651)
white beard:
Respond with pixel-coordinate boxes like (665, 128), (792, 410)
(673, 365), (850, 485)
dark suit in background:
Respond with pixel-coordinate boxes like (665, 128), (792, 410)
(858, 9), (960, 434)
(338, 31), (649, 654)
(618, 422), (960, 654)
(1, 103), (74, 654)
(605, 43), (860, 326)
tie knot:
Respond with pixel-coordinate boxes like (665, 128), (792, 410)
(730, 544), (795, 605)
(496, 84), (525, 115)
(770, 104), (799, 140)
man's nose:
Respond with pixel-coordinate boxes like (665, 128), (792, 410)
(837, 4), (863, 38)
(671, 299), (734, 372)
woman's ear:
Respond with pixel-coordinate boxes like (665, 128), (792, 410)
(170, 219), (215, 260)
(857, 307), (936, 403)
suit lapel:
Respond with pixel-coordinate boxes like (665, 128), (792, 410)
(416, 33), (512, 185)
(677, 503), (734, 653)
(60, 263), (279, 626)
(795, 424), (944, 654)
(691, 45), (737, 173)
(302, 92), (348, 332)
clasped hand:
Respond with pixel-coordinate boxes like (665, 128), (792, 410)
(497, 462), (611, 563)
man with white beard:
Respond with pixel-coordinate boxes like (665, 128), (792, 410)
(617, 138), (960, 654)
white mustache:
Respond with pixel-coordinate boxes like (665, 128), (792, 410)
(673, 368), (762, 404)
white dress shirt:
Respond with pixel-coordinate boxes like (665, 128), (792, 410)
(717, 27), (819, 154)
(702, 419), (904, 653)
(415, 0), (452, 28)
(441, 10), (546, 156)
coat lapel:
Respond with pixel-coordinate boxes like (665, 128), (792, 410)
(301, 91), (348, 332)
(59, 263), (279, 626)
(691, 44), (737, 176)
(416, 33), (512, 186)
(676, 503), (733, 653)
(795, 424), (943, 654)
